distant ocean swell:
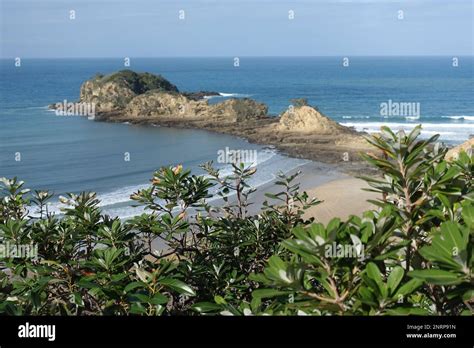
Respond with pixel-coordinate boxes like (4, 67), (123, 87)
(340, 115), (474, 121)
(341, 121), (474, 142)
(441, 115), (474, 121)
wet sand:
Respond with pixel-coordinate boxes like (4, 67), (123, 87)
(302, 177), (379, 224)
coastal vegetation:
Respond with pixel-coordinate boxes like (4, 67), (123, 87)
(0, 126), (472, 316)
(96, 70), (179, 95)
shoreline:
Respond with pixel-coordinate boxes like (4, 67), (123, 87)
(200, 161), (378, 222)
(217, 160), (349, 216)
(95, 114), (377, 177)
(303, 177), (379, 224)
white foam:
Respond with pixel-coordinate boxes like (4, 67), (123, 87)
(219, 92), (251, 97)
(42, 148), (308, 219)
(342, 115), (371, 119)
(442, 115), (474, 121)
(213, 148), (277, 178)
(40, 182), (149, 216)
(342, 121), (473, 142)
(204, 92), (252, 99)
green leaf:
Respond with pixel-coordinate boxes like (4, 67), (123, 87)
(437, 166), (460, 184)
(440, 221), (466, 254)
(214, 295), (227, 305)
(73, 292), (84, 307)
(130, 293), (150, 303)
(252, 289), (293, 299)
(192, 302), (222, 313)
(159, 278), (195, 296)
(150, 292), (168, 305)
(418, 220), (468, 271)
(387, 266), (404, 296)
(129, 303), (147, 315)
(281, 240), (324, 266)
(462, 289), (474, 302)
(124, 281), (145, 293)
(393, 278), (423, 299)
(366, 263), (387, 298)
(386, 307), (430, 316)
(358, 286), (377, 306)
(461, 204), (474, 229)
(268, 255), (286, 272)
(418, 244), (463, 271)
(436, 193), (451, 209)
(373, 241), (410, 261)
(77, 279), (97, 289)
(408, 269), (463, 285)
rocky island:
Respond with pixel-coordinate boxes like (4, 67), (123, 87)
(51, 70), (375, 173)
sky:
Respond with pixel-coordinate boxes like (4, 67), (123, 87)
(0, 0), (473, 58)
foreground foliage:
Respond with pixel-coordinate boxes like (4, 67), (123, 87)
(0, 126), (472, 315)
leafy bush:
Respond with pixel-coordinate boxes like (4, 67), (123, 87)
(129, 163), (319, 310)
(97, 70), (179, 94)
(0, 126), (472, 316)
(0, 182), (194, 315)
(236, 126), (473, 316)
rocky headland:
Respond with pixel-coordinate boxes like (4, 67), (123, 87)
(50, 70), (377, 174)
(446, 138), (474, 160)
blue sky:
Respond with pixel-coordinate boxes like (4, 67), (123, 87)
(0, 0), (472, 58)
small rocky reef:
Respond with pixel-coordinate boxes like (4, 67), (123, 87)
(51, 70), (374, 169)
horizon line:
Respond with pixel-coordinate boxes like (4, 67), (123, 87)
(1, 54), (474, 60)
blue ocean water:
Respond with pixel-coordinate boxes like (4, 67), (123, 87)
(0, 57), (473, 217)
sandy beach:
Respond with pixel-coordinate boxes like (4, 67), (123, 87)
(150, 160), (378, 251)
(247, 161), (379, 223)
(303, 177), (379, 224)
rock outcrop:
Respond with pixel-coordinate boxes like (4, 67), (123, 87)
(75, 70), (268, 123)
(123, 92), (267, 122)
(446, 138), (474, 160)
(183, 91), (220, 101)
(278, 105), (351, 134)
(51, 70), (373, 172)
(79, 70), (179, 112)
(209, 98), (268, 122)
(124, 91), (208, 118)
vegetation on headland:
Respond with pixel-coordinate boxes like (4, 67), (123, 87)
(0, 126), (472, 315)
(95, 70), (179, 95)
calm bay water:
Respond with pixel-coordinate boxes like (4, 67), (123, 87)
(1, 57), (473, 217)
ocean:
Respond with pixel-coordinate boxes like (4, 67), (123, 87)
(1, 57), (473, 218)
